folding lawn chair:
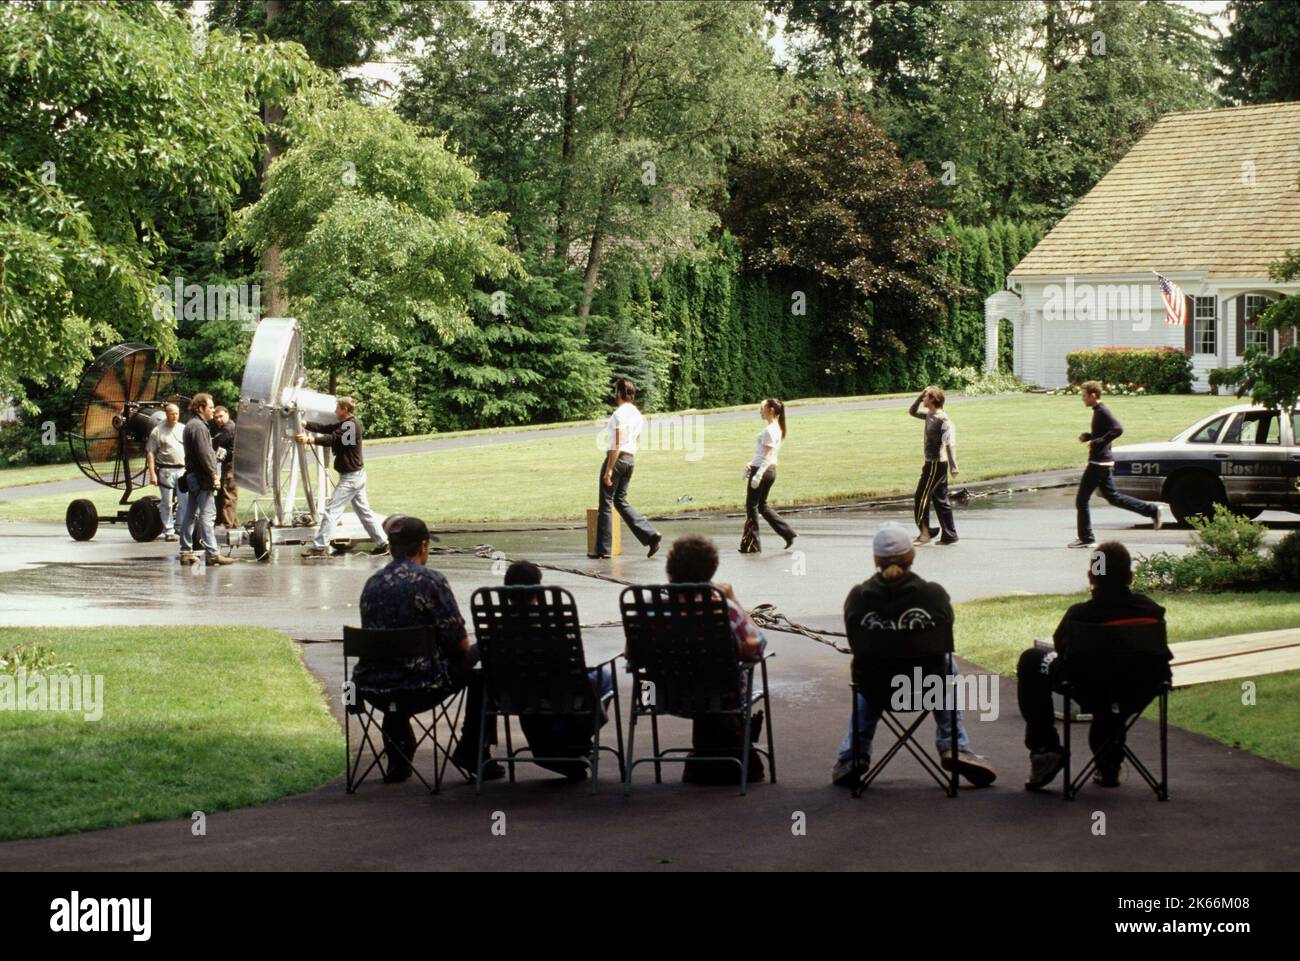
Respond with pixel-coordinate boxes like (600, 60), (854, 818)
(619, 583), (776, 796)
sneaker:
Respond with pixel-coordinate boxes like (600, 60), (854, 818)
(1067, 538), (1095, 549)
(586, 553), (611, 560)
(382, 764), (413, 784)
(301, 546), (329, 558)
(831, 756), (870, 788)
(782, 532), (797, 550)
(1093, 766), (1123, 788)
(164, 533), (178, 542)
(1024, 749), (1066, 791)
(914, 530), (933, 545)
(369, 542), (390, 557)
(940, 750), (996, 787)
(451, 742), (506, 781)
(1150, 508), (1163, 531)
(206, 554), (235, 566)
(938, 535), (960, 546)
(179, 553), (198, 566)
(647, 534), (662, 559)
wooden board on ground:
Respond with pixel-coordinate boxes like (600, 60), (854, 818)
(1171, 628), (1300, 688)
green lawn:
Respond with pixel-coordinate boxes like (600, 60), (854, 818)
(0, 461), (88, 489)
(0, 626), (342, 841)
(955, 592), (1300, 769)
(0, 393), (1227, 525)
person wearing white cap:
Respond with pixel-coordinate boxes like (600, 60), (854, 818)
(830, 523), (996, 787)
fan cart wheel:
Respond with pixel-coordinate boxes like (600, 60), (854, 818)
(66, 499), (99, 541)
(127, 496), (164, 542)
(250, 518), (275, 562)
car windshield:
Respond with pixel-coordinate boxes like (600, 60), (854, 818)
(1185, 415), (1227, 443)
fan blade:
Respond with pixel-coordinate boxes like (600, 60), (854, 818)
(93, 367), (126, 403)
(122, 351), (152, 401)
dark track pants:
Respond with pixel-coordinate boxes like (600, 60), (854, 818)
(1016, 648), (1125, 774)
(1076, 463), (1156, 542)
(744, 466), (795, 550)
(914, 460), (956, 540)
(595, 454), (658, 555)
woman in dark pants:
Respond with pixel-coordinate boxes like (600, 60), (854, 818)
(742, 398), (796, 552)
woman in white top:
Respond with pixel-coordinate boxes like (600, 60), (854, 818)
(741, 398), (796, 552)
(590, 378), (662, 559)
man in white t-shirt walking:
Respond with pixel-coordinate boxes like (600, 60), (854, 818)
(591, 378), (661, 559)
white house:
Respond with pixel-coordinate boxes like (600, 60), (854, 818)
(986, 101), (1300, 391)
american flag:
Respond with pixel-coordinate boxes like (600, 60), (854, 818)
(1155, 273), (1186, 326)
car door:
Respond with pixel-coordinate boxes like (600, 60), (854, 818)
(1216, 410), (1290, 508)
(1289, 411), (1300, 509)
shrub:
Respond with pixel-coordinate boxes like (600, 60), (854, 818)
(1065, 347), (1193, 393)
(1271, 531), (1300, 587)
(1189, 505), (1267, 562)
(1207, 365), (1243, 396)
(1134, 550), (1273, 593)
(943, 365), (1025, 396)
(0, 643), (75, 674)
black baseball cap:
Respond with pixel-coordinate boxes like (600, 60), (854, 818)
(382, 514), (439, 545)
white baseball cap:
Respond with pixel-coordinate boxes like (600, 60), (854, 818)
(873, 524), (913, 557)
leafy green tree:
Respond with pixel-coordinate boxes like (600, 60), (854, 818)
(0, 0), (312, 403)
(226, 91), (520, 391)
(1220, 0), (1300, 105)
(1220, 247), (1300, 413)
(724, 101), (960, 385)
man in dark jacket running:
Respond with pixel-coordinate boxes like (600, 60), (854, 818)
(1069, 381), (1162, 548)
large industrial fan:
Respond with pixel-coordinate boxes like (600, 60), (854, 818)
(230, 316), (375, 561)
(65, 344), (186, 541)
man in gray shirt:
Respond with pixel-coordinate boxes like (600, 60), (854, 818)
(146, 402), (186, 540)
(908, 386), (959, 546)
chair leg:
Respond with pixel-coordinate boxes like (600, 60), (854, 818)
(740, 698), (754, 797)
(1062, 691), (1073, 801)
(650, 710), (662, 784)
(624, 704), (639, 797)
(1159, 690), (1169, 801)
(504, 713), (516, 783)
(762, 660), (776, 784)
(850, 684), (862, 799)
(948, 704), (959, 798)
(474, 694), (489, 796)
(612, 677), (626, 781)
(590, 705), (601, 796)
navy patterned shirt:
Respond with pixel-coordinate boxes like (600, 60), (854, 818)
(354, 557), (463, 692)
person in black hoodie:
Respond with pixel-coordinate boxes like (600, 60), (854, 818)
(1017, 541), (1172, 790)
(1070, 381), (1162, 548)
(830, 524), (996, 788)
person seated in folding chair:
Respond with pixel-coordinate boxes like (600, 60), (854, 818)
(500, 560), (617, 781)
(654, 535), (768, 784)
(1017, 540), (1171, 791)
(355, 515), (503, 783)
(831, 524), (996, 788)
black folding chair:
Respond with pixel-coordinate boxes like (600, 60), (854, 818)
(470, 585), (624, 795)
(342, 625), (467, 794)
(619, 583), (776, 796)
(849, 623), (959, 798)
(1058, 619), (1172, 801)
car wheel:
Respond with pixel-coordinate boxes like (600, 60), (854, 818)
(1168, 472), (1226, 525)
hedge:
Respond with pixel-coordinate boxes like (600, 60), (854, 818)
(1065, 347), (1193, 394)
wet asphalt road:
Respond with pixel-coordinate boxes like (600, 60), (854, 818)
(1, 485), (1297, 871)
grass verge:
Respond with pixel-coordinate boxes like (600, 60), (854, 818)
(0, 626), (342, 841)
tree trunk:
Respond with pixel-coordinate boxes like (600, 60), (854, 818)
(554, 1), (577, 262)
(261, 0), (288, 318)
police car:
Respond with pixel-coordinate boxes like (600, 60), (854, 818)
(1112, 404), (1300, 524)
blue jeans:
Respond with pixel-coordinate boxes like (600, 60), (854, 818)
(837, 654), (973, 761)
(157, 466), (186, 535)
(313, 469), (387, 549)
(179, 474), (217, 558)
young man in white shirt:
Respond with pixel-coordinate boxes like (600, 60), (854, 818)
(591, 378), (661, 559)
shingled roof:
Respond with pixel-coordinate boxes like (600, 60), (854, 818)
(1010, 101), (1300, 279)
